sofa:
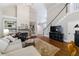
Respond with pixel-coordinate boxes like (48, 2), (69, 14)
(3, 46), (41, 56)
(0, 35), (41, 56)
(0, 35), (22, 54)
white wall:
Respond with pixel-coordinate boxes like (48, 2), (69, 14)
(67, 21), (79, 42)
(56, 10), (79, 42)
(30, 6), (37, 22)
(31, 3), (47, 35)
(0, 10), (3, 37)
(2, 5), (17, 17)
(30, 5), (37, 35)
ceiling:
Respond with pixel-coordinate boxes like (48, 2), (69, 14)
(44, 3), (57, 8)
(0, 3), (16, 7)
(0, 3), (58, 8)
(44, 3), (66, 9)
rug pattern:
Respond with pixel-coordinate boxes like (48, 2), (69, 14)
(35, 38), (60, 56)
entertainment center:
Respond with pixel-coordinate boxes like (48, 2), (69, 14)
(49, 26), (64, 42)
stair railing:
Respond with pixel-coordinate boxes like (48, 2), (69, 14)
(43, 3), (69, 35)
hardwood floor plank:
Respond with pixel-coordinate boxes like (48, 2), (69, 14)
(37, 36), (79, 56)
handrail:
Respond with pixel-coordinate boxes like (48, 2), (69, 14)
(43, 3), (69, 35)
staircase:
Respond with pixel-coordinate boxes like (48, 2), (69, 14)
(43, 3), (68, 37)
(43, 3), (79, 42)
(57, 10), (79, 42)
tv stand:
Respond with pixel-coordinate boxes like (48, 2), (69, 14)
(49, 32), (63, 42)
(49, 26), (63, 42)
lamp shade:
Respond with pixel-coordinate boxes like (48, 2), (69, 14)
(3, 29), (9, 36)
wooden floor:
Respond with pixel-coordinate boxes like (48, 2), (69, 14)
(37, 36), (79, 56)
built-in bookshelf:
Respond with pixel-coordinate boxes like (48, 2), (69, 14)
(3, 16), (17, 34)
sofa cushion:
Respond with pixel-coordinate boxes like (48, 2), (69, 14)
(4, 36), (16, 42)
(2, 37), (10, 43)
(4, 39), (22, 53)
(0, 39), (9, 53)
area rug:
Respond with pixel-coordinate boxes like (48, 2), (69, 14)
(34, 38), (60, 56)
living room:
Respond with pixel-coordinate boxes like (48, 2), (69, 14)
(0, 3), (79, 56)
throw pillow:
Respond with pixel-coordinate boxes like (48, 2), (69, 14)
(2, 37), (10, 43)
(4, 35), (16, 42)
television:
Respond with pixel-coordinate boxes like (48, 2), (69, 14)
(50, 26), (62, 33)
